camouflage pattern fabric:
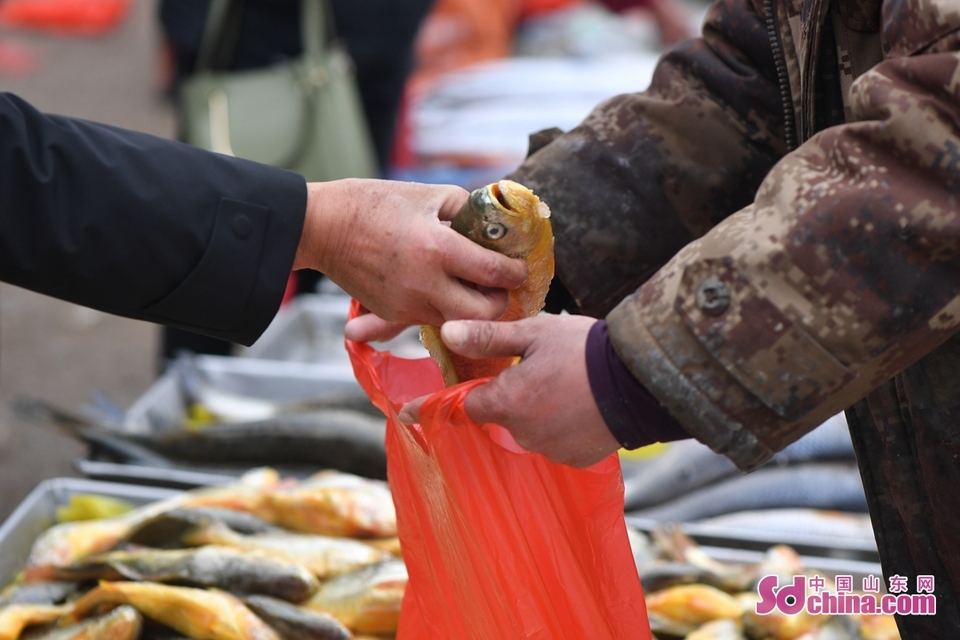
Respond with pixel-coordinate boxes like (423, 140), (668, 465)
(509, 0), (960, 635)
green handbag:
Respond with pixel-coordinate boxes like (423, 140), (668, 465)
(179, 0), (379, 181)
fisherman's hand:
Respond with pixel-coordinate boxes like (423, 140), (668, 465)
(398, 314), (621, 468)
(294, 179), (527, 328)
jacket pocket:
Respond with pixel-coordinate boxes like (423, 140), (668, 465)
(143, 198), (269, 333)
(675, 257), (857, 421)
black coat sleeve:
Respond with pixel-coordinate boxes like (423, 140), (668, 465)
(0, 92), (307, 346)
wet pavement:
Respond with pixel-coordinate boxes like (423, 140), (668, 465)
(0, 0), (174, 520)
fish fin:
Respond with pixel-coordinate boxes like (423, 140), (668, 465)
(420, 325), (459, 388)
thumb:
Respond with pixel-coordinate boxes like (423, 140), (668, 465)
(441, 320), (532, 359)
(398, 394), (429, 424)
(433, 184), (471, 222)
(344, 314), (410, 343)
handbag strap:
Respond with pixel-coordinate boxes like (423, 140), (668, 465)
(299, 0), (331, 60)
(196, 0), (331, 72)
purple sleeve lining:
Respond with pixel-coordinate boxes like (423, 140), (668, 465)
(585, 320), (690, 449)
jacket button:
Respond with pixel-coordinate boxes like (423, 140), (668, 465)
(696, 278), (730, 316)
(232, 215), (253, 239)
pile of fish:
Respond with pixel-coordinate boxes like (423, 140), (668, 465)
(0, 469), (404, 640)
(623, 414), (867, 522)
(631, 523), (900, 640)
(14, 355), (389, 480)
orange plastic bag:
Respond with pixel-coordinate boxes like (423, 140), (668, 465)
(345, 300), (651, 639)
(0, 0), (130, 35)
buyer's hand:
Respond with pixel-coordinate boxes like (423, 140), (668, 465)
(398, 314), (621, 468)
(294, 179), (527, 328)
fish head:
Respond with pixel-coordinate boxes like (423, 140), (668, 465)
(451, 180), (551, 259)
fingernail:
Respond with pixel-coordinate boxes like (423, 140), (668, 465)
(398, 405), (414, 424)
(441, 321), (469, 347)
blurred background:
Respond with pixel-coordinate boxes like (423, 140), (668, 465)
(0, 0), (707, 521)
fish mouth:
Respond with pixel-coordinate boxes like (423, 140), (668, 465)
(490, 180), (551, 219)
(490, 181), (519, 215)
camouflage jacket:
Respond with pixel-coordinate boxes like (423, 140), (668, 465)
(511, 0), (960, 472)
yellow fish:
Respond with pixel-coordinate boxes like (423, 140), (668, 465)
(0, 603), (71, 640)
(35, 606), (142, 640)
(421, 180), (554, 386)
(303, 559), (407, 635)
(264, 471), (396, 538)
(27, 469), (280, 569)
(67, 582), (278, 640)
(645, 584), (744, 627)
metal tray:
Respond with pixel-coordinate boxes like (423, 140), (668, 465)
(123, 354), (363, 434)
(240, 294), (428, 364)
(0, 479), (882, 595)
(73, 460), (241, 490)
(0, 478), (180, 589)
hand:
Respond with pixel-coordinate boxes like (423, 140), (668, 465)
(398, 314), (621, 468)
(344, 311), (411, 344)
(294, 179), (527, 328)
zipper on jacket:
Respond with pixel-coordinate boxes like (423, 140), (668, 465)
(765, 0), (798, 151)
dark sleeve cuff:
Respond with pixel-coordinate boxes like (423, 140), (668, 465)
(586, 319), (690, 449)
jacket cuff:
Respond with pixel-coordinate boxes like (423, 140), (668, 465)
(608, 298), (772, 471)
(585, 320), (690, 449)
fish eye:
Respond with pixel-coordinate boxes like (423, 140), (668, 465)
(484, 223), (508, 240)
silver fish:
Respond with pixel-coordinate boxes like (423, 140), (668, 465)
(182, 521), (389, 579)
(126, 410), (388, 479)
(622, 413), (852, 511)
(0, 582), (76, 607)
(242, 595), (350, 640)
(54, 545), (320, 603)
(124, 507), (283, 548)
(627, 462), (867, 522)
(694, 508), (876, 547)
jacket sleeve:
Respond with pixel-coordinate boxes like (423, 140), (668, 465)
(509, 0), (790, 318)
(0, 92), (306, 346)
(608, 10), (960, 470)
